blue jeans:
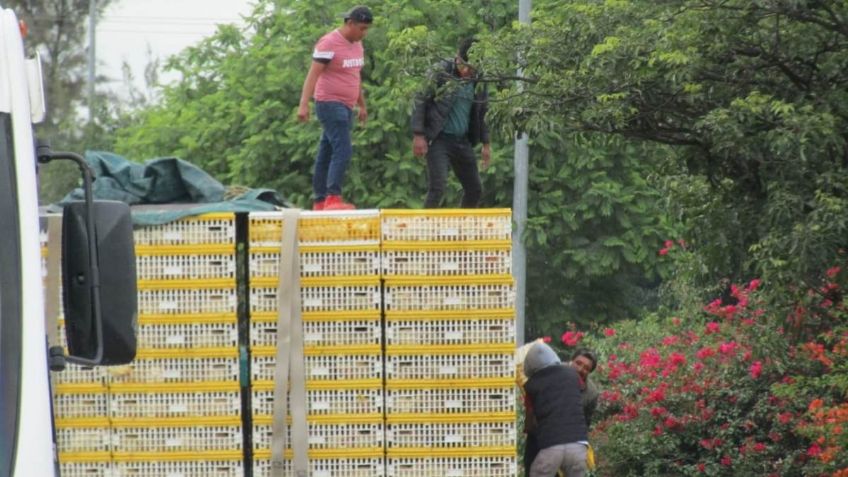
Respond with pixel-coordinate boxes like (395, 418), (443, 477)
(313, 101), (354, 201)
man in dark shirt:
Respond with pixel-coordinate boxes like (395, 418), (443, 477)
(523, 342), (589, 477)
(411, 37), (491, 208)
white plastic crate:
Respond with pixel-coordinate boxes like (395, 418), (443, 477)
(53, 393), (109, 419)
(387, 457), (517, 477)
(252, 355), (382, 383)
(135, 253), (235, 280)
(253, 423), (384, 450)
(113, 461), (244, 477)
(50, 362), (107, 385)
(137, 322), (238, 349)
(108, 357), (240, 384)
(385, 319), (514, 346)
(138, 288), (237, 315)
(386, 388), (515, 415)
(59, 462), (114, 477)
(386, 422), (516, 449)
(111, 425), (242, 452)
(55, 427), (112, 453)
(133, 214), (236, 246)
(109, 391), (241, 418)
(251, 321), (381, 348)
(384, 285), (515, 312)
(253, 458), (385, 477)
(249, 210), (381, 246)
(386, 354), (513, 381)
(250, 249), (380, 278)
(250, 286), (380, 313)
(381, 211), (511, 242)
(382, 249), (511, 277)
(252, 389), (383, 416)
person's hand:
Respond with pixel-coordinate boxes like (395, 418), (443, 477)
(297, 103), (310, 123)
(358, 105), (368, 125)
(481, 143), (491, 170)
(413, 135), (428, 157)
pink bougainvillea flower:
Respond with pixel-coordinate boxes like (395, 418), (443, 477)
(749, 361), (763, 379)
(561, 331), (584, 347)
(668, 352), (687, 366)
(696, 347), (716, 360)
(718, 341), (738, 355)
(639, 348), (662, 368)
(662, 335), (679, 346)
(705, 322), (720, 334)
(664, 239), (675, 248)
(658, 248), (669, 256)
(778, 412), (793, 424)
(807, 443), (822, 457)
(603, 328), (616, 337)
(720, 455), (732, 467)
(747, 278), (761, 291)
(826, 266), (841, 278)
(753, 442), (766, 452)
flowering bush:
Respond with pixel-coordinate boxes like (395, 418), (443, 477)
(571, 268), (847, 476)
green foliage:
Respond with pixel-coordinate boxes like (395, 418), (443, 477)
(113, 0), (670, 334)
(574, 271), (847, 476)
(476, 0), (848, 305)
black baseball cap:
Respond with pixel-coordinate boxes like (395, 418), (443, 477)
(343, 5), (373, 23)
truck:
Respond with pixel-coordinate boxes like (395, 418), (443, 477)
(0, 7), (137, 477)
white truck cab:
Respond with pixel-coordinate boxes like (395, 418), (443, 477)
(0, 7), (137, 476)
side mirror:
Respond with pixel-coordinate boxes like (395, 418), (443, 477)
(62, 200), (137, 365)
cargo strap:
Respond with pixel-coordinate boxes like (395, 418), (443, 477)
(44, 216), (61, 350)
(271, 209), (308, 476)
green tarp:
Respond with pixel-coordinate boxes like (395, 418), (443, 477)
(58, 151), (289, 225)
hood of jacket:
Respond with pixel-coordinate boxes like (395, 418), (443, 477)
(523, 341), (561, 378)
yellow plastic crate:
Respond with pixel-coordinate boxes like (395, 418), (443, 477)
(387, 457), (517, 477)
(253, 458), (385, 477)
(381, 209), (511, 242)
(386, 319), (515, 346)
(386, 422), (516, 455)
(251, 389), (383, 417)
(133, 213), (236, 246)
(252, 422), (384, 451)
(249, 210), (381, 246)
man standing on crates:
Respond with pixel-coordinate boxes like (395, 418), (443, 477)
(411, 37), (491, 208)
(298, 5), (373, 211)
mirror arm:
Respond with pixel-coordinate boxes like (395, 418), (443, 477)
(36, 141), (104, 366)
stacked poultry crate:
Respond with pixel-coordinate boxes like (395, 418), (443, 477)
(247, 210), (385, 476)
(48, 213), (245, 476)
(381, 209), (518, 477)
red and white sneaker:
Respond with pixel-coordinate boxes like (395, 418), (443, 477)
(323, 195), (355, 210)
(313, 199), (325, 211)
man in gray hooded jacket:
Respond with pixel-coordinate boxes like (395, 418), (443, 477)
(523, 342), (589, 477)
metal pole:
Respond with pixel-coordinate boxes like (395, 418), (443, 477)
(513, 0), (530, 345)
(87, 0), (96, 121)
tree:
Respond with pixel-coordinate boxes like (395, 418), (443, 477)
(476, 0), (848, 307)
(113, 0), (672, 334)
(12, 0), (122, 203)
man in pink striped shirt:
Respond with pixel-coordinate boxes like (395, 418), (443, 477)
(298, 6), (373, 211)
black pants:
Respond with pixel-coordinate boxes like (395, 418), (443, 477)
(425, 134), (482, 208)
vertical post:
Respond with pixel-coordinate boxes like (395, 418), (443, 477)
(87, 0), (96, 121)
(513, 0), (530, 346)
